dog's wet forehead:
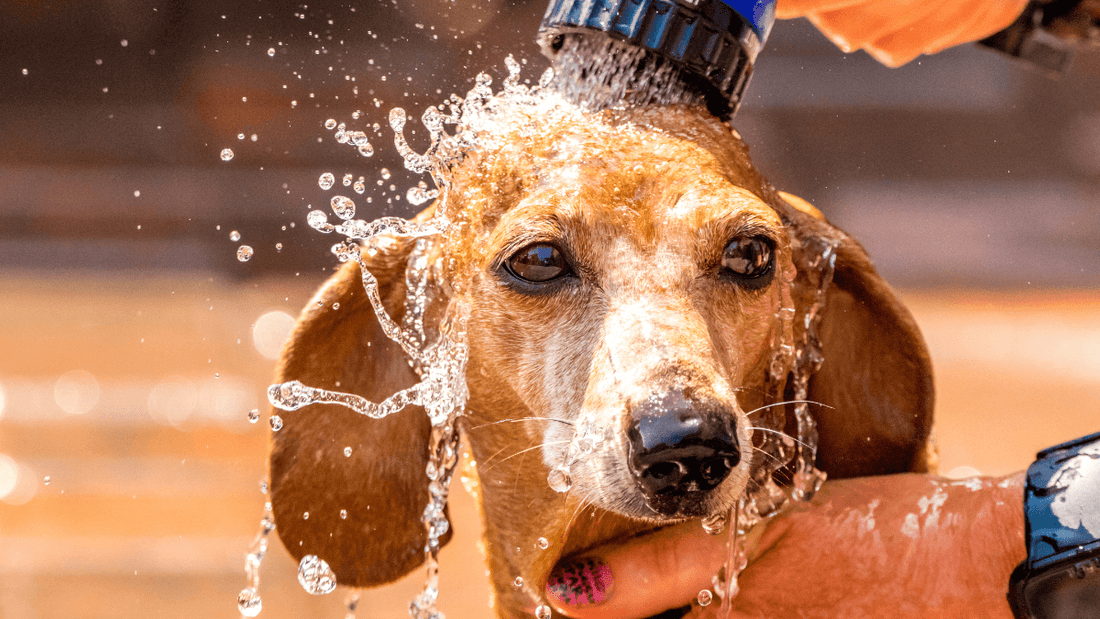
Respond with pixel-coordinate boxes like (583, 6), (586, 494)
(471, 157), (781, 268)
(446, 107), (780, 263)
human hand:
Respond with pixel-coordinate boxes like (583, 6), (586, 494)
(545, 473), (1026, 619)
(776, 0), (1030, 67)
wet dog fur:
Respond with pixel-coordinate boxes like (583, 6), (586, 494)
(268, 103), (935, 617)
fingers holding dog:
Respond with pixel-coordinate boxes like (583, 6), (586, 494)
(545, 522), (731, 619)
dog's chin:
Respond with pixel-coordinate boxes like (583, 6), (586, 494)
(555, 474), (746, 560)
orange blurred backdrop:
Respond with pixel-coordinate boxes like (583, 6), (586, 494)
(1, 0), (1098, 617)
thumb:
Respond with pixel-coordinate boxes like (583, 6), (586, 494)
(544, 521), (731, 619)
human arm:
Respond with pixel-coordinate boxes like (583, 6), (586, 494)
(545, 473), (1026, 619)
(775, 0), (1031, 67)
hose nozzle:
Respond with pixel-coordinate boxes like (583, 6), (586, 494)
(538, 0), (776, 119)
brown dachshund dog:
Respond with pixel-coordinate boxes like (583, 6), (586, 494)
(267, 102), (934, 617)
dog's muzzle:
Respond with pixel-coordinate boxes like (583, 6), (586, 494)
(626, 389), (740, 517)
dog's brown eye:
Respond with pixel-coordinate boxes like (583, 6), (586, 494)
(505, 243), (571, 283)
(722, 236), (774, 280)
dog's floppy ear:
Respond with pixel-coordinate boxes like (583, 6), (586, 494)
(774, 192), (935, 478)
(268, 235), (450, 588)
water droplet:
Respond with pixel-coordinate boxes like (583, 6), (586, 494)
(267, 47), (275, 57)
(330, 195), (356, 220)
(406, 181), (439, 206)
(576, 434), (597, 454)
(380, 168), (391, 180)
(343, 446), (352, 457)
(307, 210), (335, 233)
(22, 68), (28, 76)
(535, 604), (552, 619)
(270, 415), (283, 431)
(230, 230), (241, 242)
(237, 245), (254, 262)
(248, 409), (260, 423)
(340, 509), (347, 519)
(220, 148), (234, 161)
(238, 588), (262, 617)
(701, 513), (727, 535)
(324, 119), (337, 130)
(357, 143), (374, 157)
(43, 476), (50, 485)
(303, 511), (309, 520)
(298, 555), (338, 595)
(696, 589), (713, 606)
(342, 173), (353, 186)
(536, 537), (549, 550)
(547, 466), (571, 493)
(539, 67), (555, 89)
(275, 243), (283, 252)
(260, 480), (268, 494)
(387, 108), (406, 133)
(318, 172), (335, 190)
(513, 576), (524, 587)
(332, 302), (340, 310)
(353, 179), (366, 194)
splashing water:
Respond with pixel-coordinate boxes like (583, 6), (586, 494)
(345, 593), (361, 619)
(788, 236), (839, 500)
(701, 234), (839, 616)
(237, 502), (275, 618)
(547, 35), (705, 116)
(261, 59), (529, 619)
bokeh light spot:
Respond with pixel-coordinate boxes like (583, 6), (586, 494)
(252, 310), (295, 360)
(147, 377), (198, 427)
(54, 370), (100, 415)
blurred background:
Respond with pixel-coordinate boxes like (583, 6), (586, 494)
(1, 0), (1098, 617)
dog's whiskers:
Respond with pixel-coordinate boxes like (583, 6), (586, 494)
(750, 445), (787, 466)
(482, 439), (572, 472)
(747, 426), (814, 451)
(743, 399), (832, 417)
(469, 417), (575, 430)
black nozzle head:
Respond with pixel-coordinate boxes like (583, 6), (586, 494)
(537, 0), (773, 119)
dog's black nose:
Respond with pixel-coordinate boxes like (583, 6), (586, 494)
(627, 391), (740, 516)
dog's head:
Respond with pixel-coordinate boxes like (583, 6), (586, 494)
(267, 102), (933, 612)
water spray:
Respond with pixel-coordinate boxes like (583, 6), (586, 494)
(537, 0), (776, 119)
